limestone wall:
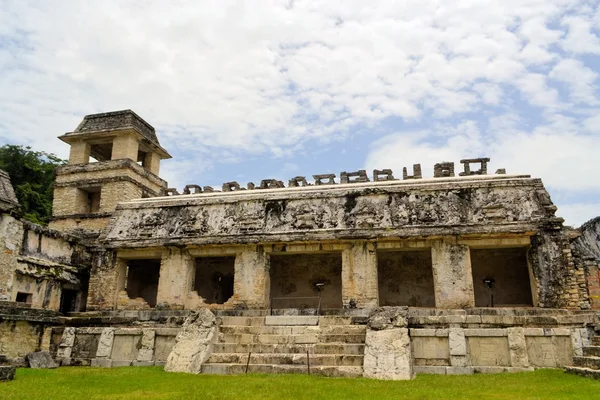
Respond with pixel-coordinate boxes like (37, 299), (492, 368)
(53, 326), (178, 367)
(0, 214), (92, 310)
(0, 320), (44, 363)
(101, 175), (553, 248)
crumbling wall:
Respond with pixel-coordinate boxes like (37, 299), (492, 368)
(0, 215), (23, 300)
(574, 217), (600, 260)
(571, 217), (600, 309)
(86, 250), (118, 311)
(529, 227), (588, 309)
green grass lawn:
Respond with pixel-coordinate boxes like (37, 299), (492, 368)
(1, 367), (599, 400)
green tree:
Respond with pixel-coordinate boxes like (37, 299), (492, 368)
(0, 144), (66, 224)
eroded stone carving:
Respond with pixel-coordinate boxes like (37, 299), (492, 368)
(260, 179), (284, 189)
(288, 176), (309, 187)
(313, 174), (336, 185)
(203, 186), (215, 193)
(364, 307), (413, 380)
(164, 309), (217, 374)
(247, 182), (255, 190)
(183, 184), (202, 194)
(222, 181), (241, 192)
(340, 170), (369, 184)
(165, 188), (180, 196)
(434, 162), (455, 178)
(459, 158), (490, 176)
(403, 164), (422, 180)
(373, 169), (395, 181)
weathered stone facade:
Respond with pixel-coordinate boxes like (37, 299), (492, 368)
(1, 110), (599, 380)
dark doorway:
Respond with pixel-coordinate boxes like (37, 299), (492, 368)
(471, 248), (533, 307)
(15, 292), (32, 304)
(270, 253), (343, 309)
(377, 250), (435, 307)
(59, 289), (78, 314)
(126, 259), (161, 307)
(194, 257), (235, 304)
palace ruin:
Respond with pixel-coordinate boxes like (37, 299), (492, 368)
(1, 109), (599, 380)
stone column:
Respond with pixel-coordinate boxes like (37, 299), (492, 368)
(431, 240), (475, 308)
(111, 133), (139, 161)
(156, 247), (195, 309)
(341, 241), (379, 308)
(86, 250), (121, 311)
(231, 245), (270, 309)
(68, 140), (91, 164)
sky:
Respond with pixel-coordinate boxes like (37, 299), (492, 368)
(0, 0), (599, 227)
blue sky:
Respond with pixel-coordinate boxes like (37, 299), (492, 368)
(0, 0), (599, 226)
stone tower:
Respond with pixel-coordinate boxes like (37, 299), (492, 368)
(49, 110), (171, 233)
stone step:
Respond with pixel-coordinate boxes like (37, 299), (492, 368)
(207, 353), (363, 366)
(215, 308), (370, 317)
(219, 316), (366, 327)
(201, 363), (363, 377)
(592, 337), (600, 346)
(213, 343), (365, 355)
(573, 356), (600, 369)
(583, 346), (600, 357)
(218, 333), (366, 345)
(219, 325), (366, 336)
(265, 316), (318, 326)
(565, 366), (600, 379)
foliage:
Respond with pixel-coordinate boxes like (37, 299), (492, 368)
(2, 367), (600, 400)
(0, 144), (66, 224)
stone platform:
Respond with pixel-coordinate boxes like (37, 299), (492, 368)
(45, 307), (600, 380)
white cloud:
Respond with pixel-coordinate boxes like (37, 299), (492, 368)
(0, 1), (598, 224)
(557, 202), (600, 227)
(0, 0), (595, 155)
(364, 114), (600, 225)
(561, 15), (600, 54)
(549, 59), (599, 104)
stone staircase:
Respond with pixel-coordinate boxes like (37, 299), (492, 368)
(566, 335), (600, 378)
(201, 315), (366, 377)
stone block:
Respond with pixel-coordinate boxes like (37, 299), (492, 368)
(451, 355), (467, 367)
(95, 328), (115, 358)
(464, 328), (506, 337)
(0, 365), (16, 381)
(467, 337), (511, 367)
(132, 361), (155, 367)
(91, 359), (112, 368)
(414, 366), (446, 375)
(368, 307), (408, 330)
(409, 329), (436, 337)
(265, 316), (318, 326)
(363, 328), (413, 380)
(412, 337), (450, 360)
(473, 366), (506, 374)
(446, 367), (473, 375)
(164, 309), (217, 374)
(449, 328), (466, 356)
(26, 351), (58, 369)
(507, 327), (529, 368)
(526, 336), (573, 367)
(111, 360), (133, 367)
